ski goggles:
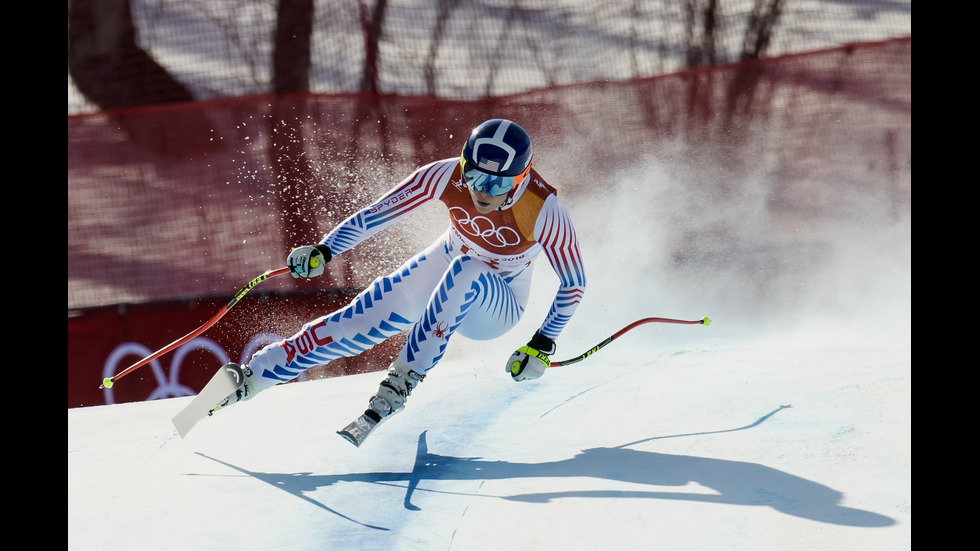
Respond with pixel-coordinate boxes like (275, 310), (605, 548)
(459, 157), (531, 197)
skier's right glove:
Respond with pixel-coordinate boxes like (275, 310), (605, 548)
(287, 244), (332, 279)
(506, 331), (556, 382)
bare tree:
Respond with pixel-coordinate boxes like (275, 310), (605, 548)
(741, 0), (784, 61)
(67, 0), (193, 110)
(361, 0), (389, 94)
(683, 0), (720, 69)
(424, 0), (461, 96)
(273, 0), (315, 94)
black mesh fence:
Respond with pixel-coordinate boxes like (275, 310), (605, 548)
(68, 0), (911, 114)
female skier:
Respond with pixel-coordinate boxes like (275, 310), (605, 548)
(214, 118), (587, 446)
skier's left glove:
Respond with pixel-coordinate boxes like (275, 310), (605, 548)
(506, 331), (556, 382)
(287, 244), (332, 279)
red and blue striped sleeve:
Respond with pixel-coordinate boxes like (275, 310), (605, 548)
(321, 160), (455, 255)
(535, 196), (587, 340)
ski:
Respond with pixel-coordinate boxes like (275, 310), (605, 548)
(172, 363), (244, 438)
(337, 411), (384, 447)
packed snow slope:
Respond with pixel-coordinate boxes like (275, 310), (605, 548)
(68, 320), (910, 551)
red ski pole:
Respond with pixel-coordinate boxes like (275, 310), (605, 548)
(100, 267), (291, 389)
(550, 316), (710, 368)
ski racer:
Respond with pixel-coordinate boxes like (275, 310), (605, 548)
(213, 118), (587, 445)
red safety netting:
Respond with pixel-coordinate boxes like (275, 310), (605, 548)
(67, 2), (910, 407)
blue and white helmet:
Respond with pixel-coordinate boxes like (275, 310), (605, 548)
(459, 119), (533, 197)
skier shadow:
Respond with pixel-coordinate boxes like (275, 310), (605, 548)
(198, 406), (893, 530)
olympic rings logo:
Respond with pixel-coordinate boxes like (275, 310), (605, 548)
(448, 206), (522, 248)
(100, 332), (285, 405)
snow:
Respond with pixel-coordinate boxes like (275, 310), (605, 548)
(68, 195), (911, 550)
(68, 324), (910, 550)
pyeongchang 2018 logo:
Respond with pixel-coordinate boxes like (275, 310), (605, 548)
(448, 206), (521, 248)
